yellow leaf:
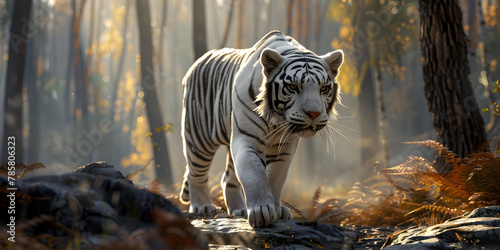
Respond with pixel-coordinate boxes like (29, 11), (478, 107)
(493, 80), (500, 93)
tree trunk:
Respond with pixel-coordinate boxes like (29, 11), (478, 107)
(293, 0), (301, 39)
(220, 0), (235, 49)
(71, 0), (86, 125)
(478, 0), (499, 134)
(25, 30), (39, 163)
(300, 0), (309, 47)
(375, 61), (389, 168)
(235, 0), (246, 49)
(253, 0), (259, 42)
(313, 0), (331, 52)
(352, 1), (381, 178)
(286, 0), (293, 35)
(192, 0), (208, 59)
(419, 0), (488, 173)
(358, 63), (380, 178)
(136, 0), (173, 186)
(110, 0), (131, 115)
(2, 0), (32, 164)
(64, 6), (75, 126)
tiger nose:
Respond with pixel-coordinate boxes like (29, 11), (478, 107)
(305, 111), (321, 120)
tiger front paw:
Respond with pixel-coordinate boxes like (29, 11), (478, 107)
(247, 204), (278, 228)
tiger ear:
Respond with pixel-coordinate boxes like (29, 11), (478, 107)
(321, 49), (344, 77)
(260, 49), (283, 77)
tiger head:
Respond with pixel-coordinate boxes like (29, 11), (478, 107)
(255, 48), (343, 138)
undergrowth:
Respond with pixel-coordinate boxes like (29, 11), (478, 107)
(2, 139), (498, 248)
(283, 139), (500, 227)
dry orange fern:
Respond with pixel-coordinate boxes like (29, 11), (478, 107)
(17, 163), (46, 179)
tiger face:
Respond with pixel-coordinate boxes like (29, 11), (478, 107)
(256, 48), (344, 138)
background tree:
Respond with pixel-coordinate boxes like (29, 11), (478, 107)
(136, 0), (172, 186)
(192, 0), (208, 59)
(419, 0), (488, 172)
(220, 0), (235, 49)
(2, 0), (33, 164)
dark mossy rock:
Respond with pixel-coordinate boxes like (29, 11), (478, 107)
(73, 161), (133, 184)
(0, 162), (206, 249)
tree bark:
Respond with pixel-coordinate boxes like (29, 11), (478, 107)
(352, 1), (381, 178)
(300, 0), (310, 47)
(71, 0), (86, 125)
(313, 0), (332, 52)
(375, 61), (389, 168)
(2, 0), (33, 164)
(419, 0), (488, 173)
(64, 5), (75, 126)
(25, 29), (39, 163)
(192, 0), (208, 59)
(235, 0), (246, 49)
(136, 0), (173, 186)
(110, 0), (131, 115)
(286, 0), (293, 35)
(293, 0), (301, 39)
(220, 0), (235, 49)
(358, 62), (380, 178)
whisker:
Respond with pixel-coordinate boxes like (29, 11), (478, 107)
(262, 122), (290, 144)
(278, 124), (293, 154)
(323, 125), (337, 155)
(328, 120), (360, 134)
(262, 122), (288, 139)
(328, 124), (352, 143)
(268, 120), (288, 128)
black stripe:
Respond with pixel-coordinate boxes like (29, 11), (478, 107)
(265, 153), (290, 158)
(248, 70), (258, 102)
(234, 116), (266, 145)
(266, 159), (285, 164)
(226, 183), (238, 188)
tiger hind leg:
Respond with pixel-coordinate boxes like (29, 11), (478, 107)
(180, 142), (219, 216)
(221, 148), (247, 217)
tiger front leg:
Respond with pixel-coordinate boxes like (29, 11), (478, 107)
(231, 139), (278, 228)
(265, 140), (299, 220)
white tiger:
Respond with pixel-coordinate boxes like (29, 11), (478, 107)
(180, 31), (343, 227)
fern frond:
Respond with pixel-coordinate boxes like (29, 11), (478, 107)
(17, 214), (70, 232)
(405, 204), (461, 218)
(282, 201), (305, 221)
(307, 181), (326, 220)
(17, 163), (46, 179)
(126, 158), (153, 180)
(315, 198), (340, 222)
(404, 140), (460, 164)
(149, 179), (163, 195)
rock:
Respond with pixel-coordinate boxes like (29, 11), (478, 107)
(386, 206), (500, 249)
(0, 162), (206, 249)
(342, 225), (399, 249)
(73, 161), (133, 184)
(192, 218), (351, 249)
